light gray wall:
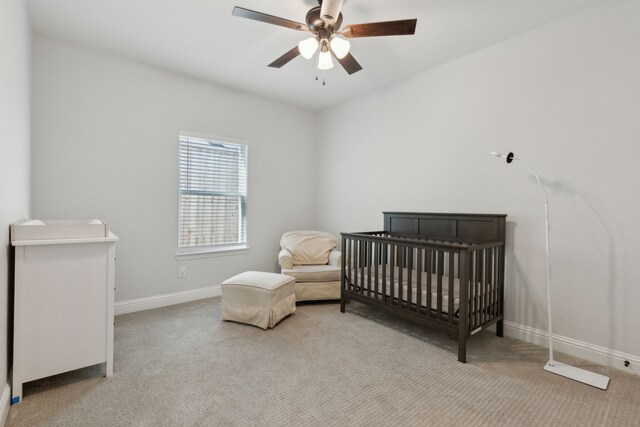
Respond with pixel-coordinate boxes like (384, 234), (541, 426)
(31, 36), (317, 302)
(30, 1), (640, 365)
(0, 0), (31, 397)
(316, 1), (640, 359)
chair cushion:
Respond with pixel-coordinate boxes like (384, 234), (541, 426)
(280, 230), (338, 265)
(281, 265), (341, 282)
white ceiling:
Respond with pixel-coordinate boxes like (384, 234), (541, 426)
(27, 0), (604, 111)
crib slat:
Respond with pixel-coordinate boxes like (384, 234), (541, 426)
(480, 250), (484, 325)
(353, 240), (357, 293)
(475, 250), (480, 328)
(486, 247), (491, 320)
(492, 247), (497, 319)
(480, 249), (489, 325)
(351, 240), (356, 293)
(374, 242), (379, 300)
(426, 249), (432, 316)
(499, 245), (504, 318)
(495, 247), (499, 318)
(478, 249), (483, 326)
(347, 238), (352, 292)
(357, 240), (362, 294)
(361, 240), (366, 296)
(437, 250), (443, 320)
(487, 248), (496, 320)
(398, 246), (404, 307)
(493, 246), (497, 317)
(366, 240), (372, 298)
(407, 247), (414, 311)
(483, 249), (487, 322)
(358, 240), (367, 295)
(482, 249), (489, 324)
(448, 252), (454, 322)
(360, 240), (365, 296)
(353, 239), (357, 293)
(496, 246), (501, 319)
(476, 249), (482, 328)
(416, 248), (423, 314)
(358, 240), (367, 294)
(470, 251), (476, 329)
(382, 244), (387, 302)
(432, 250), (436, 273)
(495, 246), (500, 318)
(390, 245), (395, 306)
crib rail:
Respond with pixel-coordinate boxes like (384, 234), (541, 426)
(340, 231), (505, 362)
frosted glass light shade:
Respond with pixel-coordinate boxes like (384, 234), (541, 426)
(298, 38), (319, 60)
(330, 37), (350, 59)
(317, 50), (334, 70)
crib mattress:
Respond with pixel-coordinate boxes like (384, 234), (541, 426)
(347, 266), (491, 315)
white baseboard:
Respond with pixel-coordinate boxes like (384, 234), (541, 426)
(503, 320), (640, 375)
(115, 285), (221, 316)
(0, 383), (10, 427)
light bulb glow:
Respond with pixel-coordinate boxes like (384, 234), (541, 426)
(317, 50), (334, 70)
(298, 38), (319, 60)
(330, 37), (350, 59)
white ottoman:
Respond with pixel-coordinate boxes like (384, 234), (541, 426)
(221, 271), (296, 329)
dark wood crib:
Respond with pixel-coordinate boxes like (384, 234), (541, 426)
(340, 212), (506, 363)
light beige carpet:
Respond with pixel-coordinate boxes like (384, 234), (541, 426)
(6, 297), (640, 427)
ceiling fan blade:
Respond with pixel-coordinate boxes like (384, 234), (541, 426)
(232, 6), (308, 31)
(268, 46), (301, 68)
(333, 51), (363, 75)
(343, 19), (417, 38)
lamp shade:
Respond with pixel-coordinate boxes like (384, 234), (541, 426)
(298, 38), (319, 60)
(330, 37), (350, 59)
(317, 50), (334, 70)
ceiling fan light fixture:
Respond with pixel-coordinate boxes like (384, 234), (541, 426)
(298, 37), (319, 60)
(232, 3), (417, 76)
(317, 50), (334, 70)
(330, 37), (350, 59)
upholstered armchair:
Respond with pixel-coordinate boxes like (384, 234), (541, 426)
(278, 230), (341, 301)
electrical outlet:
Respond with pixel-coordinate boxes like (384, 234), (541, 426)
(178, 266), (187, 278)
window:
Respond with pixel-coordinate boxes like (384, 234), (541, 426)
(178, 133), (248, 255)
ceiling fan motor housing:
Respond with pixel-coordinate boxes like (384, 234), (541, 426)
(306, 6), (342, 31)
(320, 0), (344, 27)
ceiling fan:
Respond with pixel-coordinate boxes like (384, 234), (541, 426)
(232, 0), (417, 76)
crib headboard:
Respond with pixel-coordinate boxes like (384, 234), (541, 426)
(383, 212), (506, 243)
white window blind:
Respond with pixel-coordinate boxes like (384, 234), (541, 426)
(178, 134), (248, 250)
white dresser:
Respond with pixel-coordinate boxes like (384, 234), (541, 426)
(10, 220), (118, 404)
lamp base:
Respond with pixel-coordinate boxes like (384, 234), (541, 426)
(544, 361), (609, 390)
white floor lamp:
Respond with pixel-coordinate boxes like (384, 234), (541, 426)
(491, 151), (609, 390)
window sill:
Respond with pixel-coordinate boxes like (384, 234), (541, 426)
(175, 245), (250, 261)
